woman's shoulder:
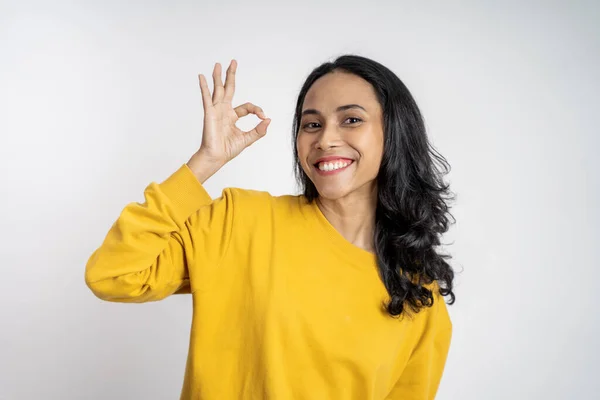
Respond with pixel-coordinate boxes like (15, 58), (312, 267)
(425, 280), (453, 332)
(216, 187), (310, 230)
(218, 186), (307, 215)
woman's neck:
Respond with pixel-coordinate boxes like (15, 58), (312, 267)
(316, 186), (378, 253)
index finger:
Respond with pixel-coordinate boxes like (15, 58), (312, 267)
(234, 102), (266, 119)
(223, 59), (237, 103)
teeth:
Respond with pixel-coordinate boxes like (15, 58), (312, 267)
(318, 160), (351, 171)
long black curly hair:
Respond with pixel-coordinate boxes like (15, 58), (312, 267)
(292, 54), (456, 317)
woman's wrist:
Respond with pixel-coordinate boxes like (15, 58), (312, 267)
(186, 151), (225, 184)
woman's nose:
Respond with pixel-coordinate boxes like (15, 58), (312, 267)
(315, 126), (341, 150)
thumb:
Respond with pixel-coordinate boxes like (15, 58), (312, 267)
(245, 118), (271, 146)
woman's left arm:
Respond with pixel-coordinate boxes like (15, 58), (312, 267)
(385, 286), (453, 400)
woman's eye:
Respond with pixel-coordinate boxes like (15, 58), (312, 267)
(345, 117), (362, 124)
(303, 122), (320, 129)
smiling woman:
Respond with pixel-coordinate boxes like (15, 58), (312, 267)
(85, 54), (456, 400)
(292, 56), (456, 317)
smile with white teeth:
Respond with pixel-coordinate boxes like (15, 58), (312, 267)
(317, 160), (352, 171)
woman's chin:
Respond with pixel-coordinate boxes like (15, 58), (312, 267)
(314, 185), (352, 201)
(313, 178), (378, 202)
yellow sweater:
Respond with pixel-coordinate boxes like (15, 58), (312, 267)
(85, 163), (452, 400)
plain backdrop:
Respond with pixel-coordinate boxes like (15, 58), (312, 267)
(1, 1), (598, 399)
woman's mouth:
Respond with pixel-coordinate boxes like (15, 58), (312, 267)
(313, 159), (354, 175)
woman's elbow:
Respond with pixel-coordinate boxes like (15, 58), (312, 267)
(84, 269), (148, 303)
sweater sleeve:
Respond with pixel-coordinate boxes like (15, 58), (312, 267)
(84, 163), (235, 303)
(385, 285), (453, 400)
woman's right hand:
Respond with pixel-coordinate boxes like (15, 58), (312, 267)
(195, 59), (271, 167)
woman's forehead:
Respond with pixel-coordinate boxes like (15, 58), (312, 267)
(303, 73), (380, 114)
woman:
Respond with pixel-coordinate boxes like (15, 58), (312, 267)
(85, 54), (456, 399)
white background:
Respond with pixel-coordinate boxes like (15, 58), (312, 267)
(1, 1), (598, 399)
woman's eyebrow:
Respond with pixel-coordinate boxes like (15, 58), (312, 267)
(301, 104), (367, 116)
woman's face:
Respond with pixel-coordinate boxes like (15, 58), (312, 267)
(297, 71), (384, 201)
